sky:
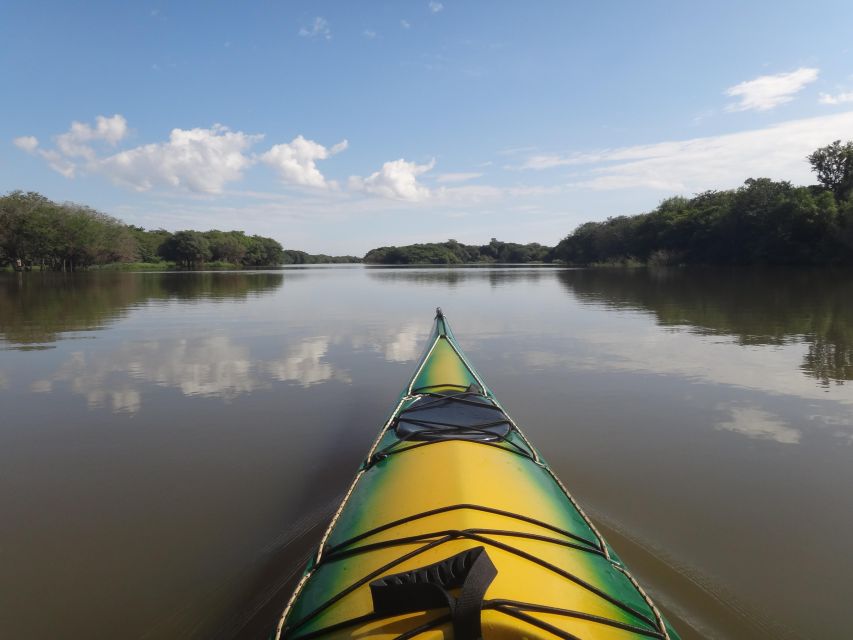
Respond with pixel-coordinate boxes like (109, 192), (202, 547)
(3, 1), (853, 255)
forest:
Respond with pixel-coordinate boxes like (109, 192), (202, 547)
(364, 238), (552, 264)
(552, 140), (853, 266)
(0, 191), (358, 270)
(4, 140), (852, 269)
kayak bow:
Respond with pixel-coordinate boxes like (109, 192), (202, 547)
(275, 309), (679, 640)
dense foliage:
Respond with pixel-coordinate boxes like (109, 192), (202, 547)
(282, 250), (361, 264)
(0, 191), (354, 270)
(364, 238), (552, 264)
(0, 192), (137, 271)
(554, 140), (853, 266)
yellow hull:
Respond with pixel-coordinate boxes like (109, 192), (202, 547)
(276, 311), (678, 640)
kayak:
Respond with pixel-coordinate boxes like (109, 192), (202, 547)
(275, 309), (680, 640)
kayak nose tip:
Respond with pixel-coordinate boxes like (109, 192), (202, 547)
(435, 307), (444, 319)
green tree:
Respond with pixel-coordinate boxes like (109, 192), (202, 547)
(808, 139), (853, 200)
(158, 231), (212, 268)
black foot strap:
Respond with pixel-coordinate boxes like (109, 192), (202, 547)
(369, 546), (497, 640)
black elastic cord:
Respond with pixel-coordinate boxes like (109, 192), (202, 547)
(325, 528), (605, 565)
(324, 503), (602, 556)
(365, 392), (535, 467)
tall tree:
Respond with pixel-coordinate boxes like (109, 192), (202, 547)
(808, 139), (853, 200)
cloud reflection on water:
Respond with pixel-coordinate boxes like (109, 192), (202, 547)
(715, 405), (801, 445)
(28, 333), (358, 414)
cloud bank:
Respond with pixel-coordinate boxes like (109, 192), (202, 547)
(519, 110), (853, 193)
(14, 115), (354, 195)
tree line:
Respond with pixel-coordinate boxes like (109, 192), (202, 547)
(0, 191), (358, 270)
(553, 140), (853, 266)
(4, 140), (852, 269)
(364, 238), (552, 264)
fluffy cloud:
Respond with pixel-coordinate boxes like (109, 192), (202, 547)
(13, 115), (128, 178)
(97, 124), (262, 193)
(299, 16), (331, 40)
(15, 115), (351, 194)
(260, 136), (347, 188)
(724, 67), (818, 112)
(13, 135), (39, 153)
(819, 91), (853, 105)
(428, 2), (444, 13)
(349, 158), (435, 201)
(55, 114), (128, 159)
(519, 110), (853, 192)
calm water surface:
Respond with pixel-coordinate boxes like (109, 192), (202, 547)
(1, 267), (851, 639)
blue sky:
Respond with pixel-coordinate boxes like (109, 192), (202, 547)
(3, 1), (853, 254)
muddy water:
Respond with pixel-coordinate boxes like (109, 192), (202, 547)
(1, 267), (851, 639)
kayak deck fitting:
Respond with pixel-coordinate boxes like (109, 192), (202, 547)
(275, 309), (680, 640)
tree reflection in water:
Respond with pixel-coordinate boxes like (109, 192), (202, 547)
(0, 271), (284, 346)
(556, 267), (853, 386)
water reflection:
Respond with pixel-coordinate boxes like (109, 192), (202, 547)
(715, 405), (801, 444)
(2, 267), (852, 639)
(0, 271), (284, 347)
(28, 334), (357, 414)
(556, 268), (853, 385)
(366, 265), (556, 287)
(267, 337), (352, 387)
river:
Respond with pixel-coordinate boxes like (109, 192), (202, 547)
(1, 266), (851, 639)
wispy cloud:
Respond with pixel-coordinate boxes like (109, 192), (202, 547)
(428, 1), (444, 13)
(517, 110), (853, 193)
(435, 171), (483, 183)
(401, 19), (411, 29)
(362, 29), (377, 39)
(724, 67), (819, 112)
(819, 91), (853, 105)
(299, 16), (331, 40)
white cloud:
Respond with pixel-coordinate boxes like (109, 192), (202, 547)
(436, 171), (483, 183)
(259, 136), (347, 188)
(56, 114), (128, 159)
(515, 152), (601, 170)
(97, 124), (262, 193)
(819, 91), (853, 105)
(362, 29), (377, 39)
(38, 148), (77, 178)
(428, 1), (444, 13)
(401, 19), (411, 29)
(299, 16), (331, 40)
(13, 115), (129, 178)
(13, 135), (39, 153)
(15, 116), (351, 194)
(519, 110), (853, 192)
(724, 67), (818, 112)
(349, 158), (435, 201)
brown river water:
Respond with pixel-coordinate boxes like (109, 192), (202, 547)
(1, 266), (851, 639)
